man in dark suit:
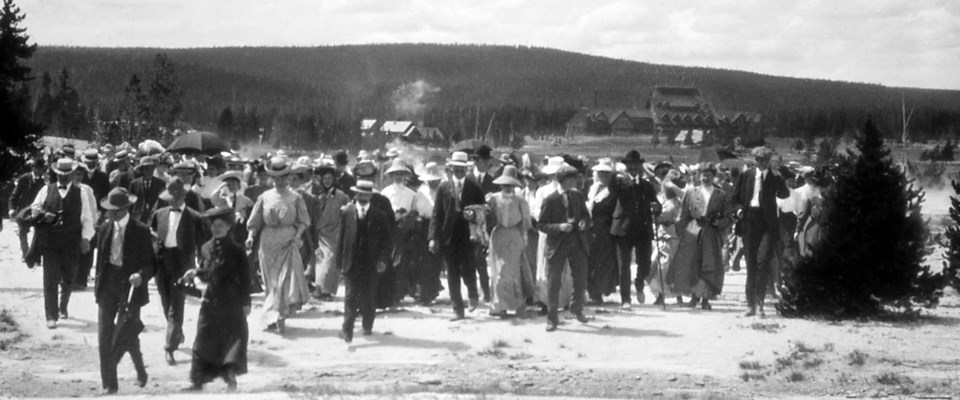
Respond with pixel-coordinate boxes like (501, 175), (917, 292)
(8, 158), (46, 264)
(610, 150), (660, 308)
(429, 151), (487, 319)
(337, 180), (392, 343)
(731, 147), (790, 317)
(333, 150), (356, 198)
(108, 150), (136, 190)
(538, 165), (592, 332)
(95, 187), (156, 394)
(468, 145), (497, 302)
(30, 158), (96, 328)
(128, 156), (165, 224)
(76, 149), (111, 289)
(150, 178), (206, 365)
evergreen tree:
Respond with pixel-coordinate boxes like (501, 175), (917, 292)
(146, 53), (183, 135)
(939, 181), (960, 297)
(0, 0), (40, 182)
(216, 106), (234, 137)
(52, 67), (84, 137)
(119, 74), (147, 142)
(33, 70), (52, 125)
(778, 120), (938, 318)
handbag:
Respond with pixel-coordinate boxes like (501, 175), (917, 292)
(175, 276), (204, 298)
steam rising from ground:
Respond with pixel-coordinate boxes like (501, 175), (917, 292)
(392, 80), (440, 120)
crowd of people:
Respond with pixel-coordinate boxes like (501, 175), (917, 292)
(4, 139), (831, 394)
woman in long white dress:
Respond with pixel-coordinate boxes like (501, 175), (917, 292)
(486, 166), (535, 317)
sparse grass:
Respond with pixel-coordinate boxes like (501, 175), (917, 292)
(491, 339), (509, 349)
(739, 361), (762, 370)
(508, 352), (532, 361)
(748, 322), (783, 333)
(848, 350), (869, 366)
(740, 372), (766, 382)
(802, 358), (824, 369)
(876, 372), (913, 386)
(793, 341), (817, 354)
(477, 347), (505, 358)
(787, 371), (807, 382)
(0, 309), (25, 351)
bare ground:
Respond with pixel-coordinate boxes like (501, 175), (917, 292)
(1, 214), (959, 399)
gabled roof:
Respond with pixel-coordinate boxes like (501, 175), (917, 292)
(361, 119), (379, 131)
(380, 121), (415, 135)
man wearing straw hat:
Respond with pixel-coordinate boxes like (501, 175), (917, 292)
(30, 158), (96, 328)
(129, 156), (166, 224)
(95, 187), (155, 394)
(429, 151), (486, 319)
(150, 178), (207, 366)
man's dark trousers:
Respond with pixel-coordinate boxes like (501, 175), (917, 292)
(743, 208), (779, 309)
(156, 248), (187, 352)
(343, 270), (378, 333)
(615, 237), (651, 303)
(547, 244), (588, 325)
(442, 239), (479, 312)
(97, 265), (146, 391)
(43, 244), (77, 321)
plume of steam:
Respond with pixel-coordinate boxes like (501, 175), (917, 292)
(391, 80), (440, 120)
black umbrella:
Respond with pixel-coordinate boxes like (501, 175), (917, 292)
(167, 131), (229, 155)
(111, 286), (144, 362)
(452, 139), (488, 154)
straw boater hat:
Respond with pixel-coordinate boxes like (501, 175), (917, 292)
(217, 170), (244, 183)
(385, 148), (400, 159)
(420, 162), (443, 182)
(351, 180), (376, 194)
(291, 159), (311, 175)
(750, 146), (774, 160)
(447, 151), (470, 168)
(541, 156), (566, 175)
(82, 149), (100, 163)
(135, 156), (157, 171)
(51, 158), (79, 175)
(385, 159), (411, 175)
(113, 149), (133, 162)
(266, 156), (293, 177)
(100, 187), (138, 210)
(492, 165), (522, 187)
(592, 158), (615, 173)
(158, 178), (187, 202)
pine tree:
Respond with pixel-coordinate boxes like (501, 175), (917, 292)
(939, 181), (960, 298)
(146, 53), (183, 134)
(52, 67), (84, 137)
(119, 74), (147, 143)
(33, 70), (53, 125)
(779, 120), (938, 318)
(216, 106), (234, 137)
(0, 0), (40, 182)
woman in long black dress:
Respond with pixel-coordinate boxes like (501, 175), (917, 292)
(586, 159), (619, 304)
(182, 207), (251, 391)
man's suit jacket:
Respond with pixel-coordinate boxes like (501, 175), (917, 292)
(94, 218), (157, 307)
(609, 173), (658, 240)
(8, 172), (45, 215)
(338, 202), (392, 275)
(469, 171), (498, 194)
(428, 176), (486, 248)
(538, 189), (592, 262)
(129, 176), (166, 223)
(732, 167), (790, 235)
(150, 205), (207, 274)
(82, 169), (110, 209)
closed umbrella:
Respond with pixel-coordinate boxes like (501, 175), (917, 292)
(111, 285), (144, 362)
(167, 131), (229, 155)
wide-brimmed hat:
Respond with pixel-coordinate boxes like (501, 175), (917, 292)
(51, 158), (79, 175)
(541, 156), (566, 175)
(158, 178), (188, 202)
(314, 158), (336, 175)
(353, 159), (378, 178)
(217, 170), (244, 183)
(750, 146), (774, 159)
(493, 165), (522, 187)
(447, 151), (470, 167)
(170, 161), (197, 174)
(592, 158), (615, 173)
(385, 159), (411, 175)
(266, 156), (293, 177)
(82, 149), (100, 163)
(420, 162), (443, 181)
(135, 156), (157, 170)
(113, 150), (133, 162)
(351, 180), (376, 194)
(655, 160), (674, 171)
(621, 150), (644, 164)
(100, 187), (138, 210)
(201, 206), (235, 223)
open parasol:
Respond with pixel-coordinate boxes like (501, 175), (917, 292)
(167, 131), (229, 156)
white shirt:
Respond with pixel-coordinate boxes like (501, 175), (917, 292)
(356, 203), (369, 220)
(700, 185), (714, 214)
(778, 187), (804, 215)
(77, 183), (100, 223)
(749, 169), (766, 208)
(417, 185), (437, 217)
(164, 205), (183, 248)
(532, 181), (558, 219)
(110, 214), (130, 265)
(31, 182), (95, 241)
(474, 168), (487, 183)
(587, 181), (609, 214)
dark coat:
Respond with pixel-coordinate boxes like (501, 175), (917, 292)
(538, 189), (592, 262)
(94, 218), (157, 307)
(609, 173), (658, 241)
(428, 176), (486, 248)
(8, 172), (45, 215)
(337, 202), (392, 275)
(469, 170), (498, 194)
(150, 205), (207, 273)
(129, 176), (166, 223)
(82, 169), (111, 208)
(731, 168), (790, 235)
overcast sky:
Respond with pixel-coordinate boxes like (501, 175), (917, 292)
(18, 0), (960, 90)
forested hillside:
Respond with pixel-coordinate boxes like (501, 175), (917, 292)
(22, 44), (960, 148)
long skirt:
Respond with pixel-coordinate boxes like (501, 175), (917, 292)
(258, 225), (311, 321)
(669, 224), (726, 299)
(190, 301), (248, 385)
(647, 234), (681, 298)
(587, 229), (619, 301)
(535, 232), (572, 307)
(488, 225), (536, 312)
(313, 233), (341, 295)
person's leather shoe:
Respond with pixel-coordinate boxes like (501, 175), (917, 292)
(46, 320), (57, 329)
(468, 298), (479, 312)
(636, 292), (646, 304)
(450, 308), (466, 321)
(620, 302), (631, 310)
(744, 307), (757, 317)
(653, 294), (665, 306)
(102, 387), (118, 395)
(135, 370), (148, 388)
(339, 329), (353, 343)
(362, 329), (373, 336)
(574, 312), (589, 324)
(701, 300), (713, 311)
(165, 351), (176, 366)
(59, 311), (69, 320)
(545, 321), (558, 332)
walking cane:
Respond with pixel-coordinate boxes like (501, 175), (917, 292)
(653, 218), (667, 312)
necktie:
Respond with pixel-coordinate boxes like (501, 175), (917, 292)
(110, 223), (124, 265)
(58, 185), (67, 190)
(563, 192), (573, 219)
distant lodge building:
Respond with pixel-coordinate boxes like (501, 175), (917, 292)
(360, 119), (446, 144)
(565, 86), (766, 146)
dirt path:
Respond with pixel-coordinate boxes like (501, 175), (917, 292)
(1, 221), (959, 399)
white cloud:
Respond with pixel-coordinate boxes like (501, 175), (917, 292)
(16, 0), (960, 89)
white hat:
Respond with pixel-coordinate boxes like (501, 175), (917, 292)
(420, 162), (443, 181)
(541, 156), (566, 175)
(592, 158), (614, 172)
(447, 151), (470, 167)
